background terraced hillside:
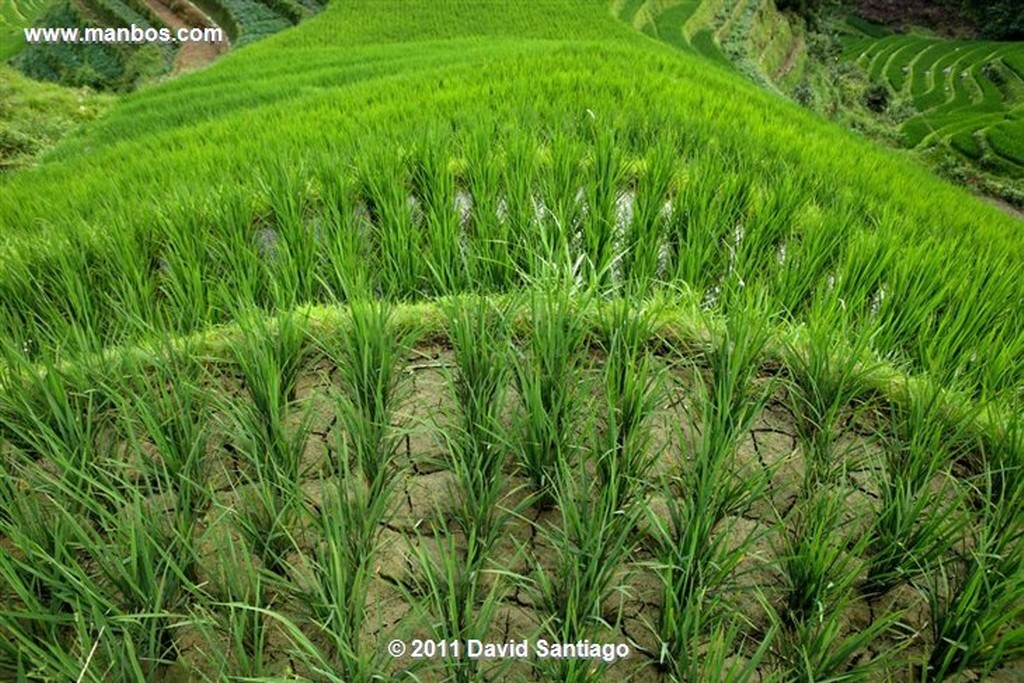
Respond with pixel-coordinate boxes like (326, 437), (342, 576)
(842, 26), (1024, 178)
(0, 0), (54, 59)
(1, 1), (1023, 681)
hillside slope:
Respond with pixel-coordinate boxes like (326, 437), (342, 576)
(0, 0), (1022, 401)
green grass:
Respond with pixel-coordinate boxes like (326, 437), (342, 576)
(0, 65), (113, 169)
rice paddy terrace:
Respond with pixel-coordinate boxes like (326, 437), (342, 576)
(1, 1), (1023, 681)
(0, 0), (54, 58)
(842, 25), (1024, 174)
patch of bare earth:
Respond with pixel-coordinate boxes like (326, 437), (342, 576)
(141, 0), (229, 74)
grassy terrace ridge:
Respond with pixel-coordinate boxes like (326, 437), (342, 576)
(0, 1), (1023, 681)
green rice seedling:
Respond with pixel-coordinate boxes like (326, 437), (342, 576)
(770, 594), (898, 683)
(777, 489), (865, 626)
(116, 346), (212, 545)
(233, 479), (303, 579)
(666, 153), (747, 295)
(706, 622), (782, 683)
(464, 129), (515, 292)
(0, 359), (122, 525)
(647, 475), (769, 678)
(259, 159), (320, 309)
(500, 134), (540, 280)
(220, 573), (274, 679)
(206, 193), (268, 315)
(226, 308), (312, 494)
(441, 295), (519, 561)
(323, 299), (419, 494)
(98, 218), (160, 343)
(592, 298), (665, 506)
(298, 474), (394, 682)
(360, 150), (423, 299)
(976, 407), (1024, 528)
(772, 208), (849, 319)
(648, 304), (774, 677)
(314, 163), (370, 302)
(0, 483), (104, 679)
(530, 456), (640, 680)
(91, 498), (194, 677)
(689, 300), (774, 518)
(730, 173), (801, 294)
(538, 133), (584, 266)
(156, 203), (217, 336)
(924, 472), (1024, 680)
(581, 129), (626, 288)
(512, 284), (590, 504)
(783, 315), (880, 491)
(828, 229), (894, 325)
(767, 490), (897, 682)
(702, 297), (772, 445)
(402, 516), (511, 683)
(31, 230), (104, 357)
(620, 144), (674, 293)
(11, 458), (194, 680)
(413, 135), (468, 295)
(862, 386), (974, 596)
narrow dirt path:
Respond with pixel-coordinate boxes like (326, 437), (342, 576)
(141, 0), (229, 74)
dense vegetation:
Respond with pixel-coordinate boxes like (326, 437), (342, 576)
(4, 0), (326, 91)
(10, 1), (171, 91)
(0, 64), (112, 168)
(0, 1), (1021, 680)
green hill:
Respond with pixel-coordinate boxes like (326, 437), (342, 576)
(1, 2), (1022, 681)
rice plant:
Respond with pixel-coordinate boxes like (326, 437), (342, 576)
(512, 284), (590, 505)
(783, 315), (880, 490)
(441, 294), (519, 562)
(297, 473), (394, 682)
(924, 492), (1024, 679)
(115, 346), (212, 546)
(924, 416), (1024, 680)
(412, 135), (469, 295)
(314, 164), (370, 302)
(464, 129), (516, 291)
(322, 299), (418, 495)
(777, 489), (863, 626)
(592, 298), (665, 507)
(690, 300), (774, 519)
(198, 534), (276, 679)
(402, 516), (511, 683)
(862, 386), (974, 596)
(225, 308), (313, 494)
(769, 489), (897, 682)
(580, 129), (627, 288)
(530, 455), (640, 681)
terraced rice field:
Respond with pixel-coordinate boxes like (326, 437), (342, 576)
(612, 0), (731, 65)
(0, 0), (54, 58)
(0, 1), (1023, 681)
(843, 30), (1024, 172)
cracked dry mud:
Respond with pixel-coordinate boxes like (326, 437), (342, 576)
(8, 342), (1022, 682)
